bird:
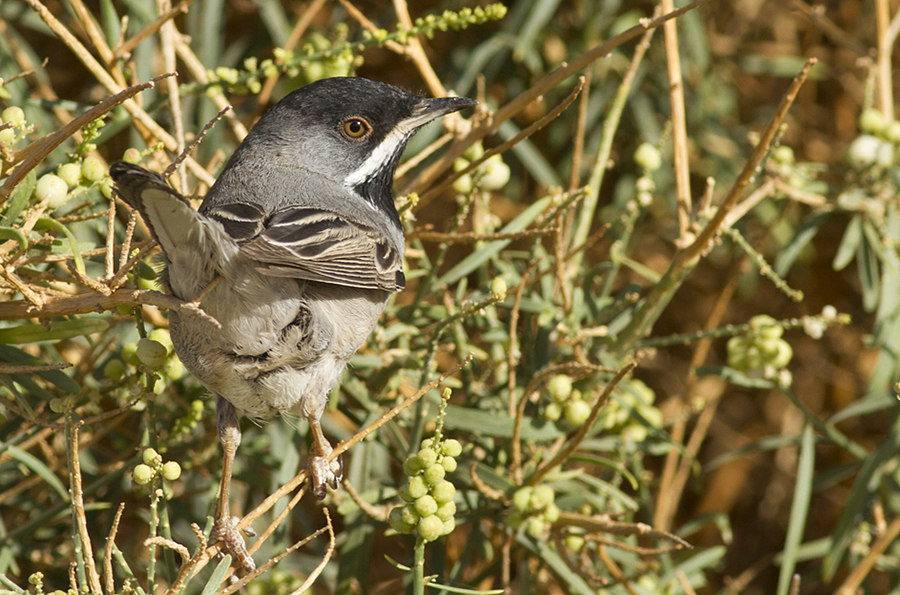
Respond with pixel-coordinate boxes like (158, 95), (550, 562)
(109, 77), (477, 569)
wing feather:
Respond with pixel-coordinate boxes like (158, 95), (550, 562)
(207, 204), (405, 292)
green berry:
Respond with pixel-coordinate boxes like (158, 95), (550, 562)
(417, 447), (438, 468)
(440, 439), (462, 458)
(403, 454), (423, 476)
(36, 174), (68, 209)
(480, 155), (510, 190)
(512, 487), (533, 512)
(431, 479), (456, 504)
(123, 148), (142, 163)
(768, 338), (793, 369)
(122, 342), (140, 366)
(440, 517), (456, 536)
(772, 145), (794, 164)
(164, 356), (184, 381)
(564, 400), (591, 425)
(530, 484), (554, 509)
(81, 156), (106, 182)
(2, 107), (25, 126)
(0, 127), (15, 144)
(565, 535), (585, 550)
(543, 402), (562, 421)
(422, 462), (446, 485)
(435, 500), (456, 521)
(418, 514), (443, 542)
(525, 516), (547, 538)
(148, 328), (173, 353)
(846, 135), (881, 168)
(103, 359), (126, 380)
(136, 338), (167, 369)
(886, 121), (900, 143)
(543, 503), (560, 523)
(490, 276), (507, 300)
(142, 448), (162, 467)
(634, 142), (662, 171)
(440, 457), (458, 473)
(49, 397), (66, 413)
(859, 108), (886, 134)
(161, 461), (181, 481)
(57, 163), (82, 187)
(389, 507), (415, 533)
(406, 475), (428, 499)
(414, 494), (438, 517)
(547, 374), (573, 402)
(400, 503), (419, 526)
(133, 463), (155, 485)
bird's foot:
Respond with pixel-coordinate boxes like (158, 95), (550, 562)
(212, 515), (256, 571)
(309, 452), (342, 500)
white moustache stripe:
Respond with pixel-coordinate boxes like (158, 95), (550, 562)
(343, 122), (418, 189)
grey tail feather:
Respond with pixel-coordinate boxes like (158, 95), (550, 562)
(108, 161), (201, 255)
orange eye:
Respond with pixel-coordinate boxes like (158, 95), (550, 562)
(341, 117), (372, 140)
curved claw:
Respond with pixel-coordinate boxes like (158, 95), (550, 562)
(309, 453), (342, 500)
(212, 515), (256, 571)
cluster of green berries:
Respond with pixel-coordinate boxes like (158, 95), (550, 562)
(40, 156), (112, 208)
(845, 107), (900, 171)
(26, 572), (77, 595)
(389, 438), (462, 542)
(452, 142), (511, 194)
(133, 448), (181, 486)
(633, 142), (661, 206)
(404, 4), (508, 40)
(727, 314), (793, 383)
(596, 379), (663, 443)
(0, 106), (31, 146)
(109, 328), (184, 391)
(542, 375), (592, 426)
(506, 484), (559, 539)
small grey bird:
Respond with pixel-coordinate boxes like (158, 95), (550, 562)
(110, 77), (476, 569)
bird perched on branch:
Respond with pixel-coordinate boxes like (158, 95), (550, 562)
(110, 77), (476, 569)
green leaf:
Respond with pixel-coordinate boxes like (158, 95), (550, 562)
(6, 446), (68, 500)
(0, 227), (28, 251)
(516, 534), (595, 595)
(832, 213), (861, 271)
(2, 168), (36, 227)
(0, 319), (108, 344)
(201, 556), (232, 595)
(776, 423), (815, 595)
(823, 415), (898, 578)
(444, 404), (563, 440)
(33, 218), (86, 274)
(0, 344), (80, 393)
(436, 196), (552, 287)
(775, 211), (831, 276)
(857, 226), (880, 312)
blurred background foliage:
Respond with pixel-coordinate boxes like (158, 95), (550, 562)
(0, 0), (899, 594)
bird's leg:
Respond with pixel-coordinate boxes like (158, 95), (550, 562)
(307, 417), (342, 500)
(211, 396), (256, 570)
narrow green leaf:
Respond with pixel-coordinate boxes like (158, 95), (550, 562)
(0, 319), (108, 344)
(776, 424), (815, 595)
(832, 214), (861, 271)
(823, 414), (899, 578)
(201, 556), (232, 595)
(6, 446), (68, 500)
(0, 227), (28, 251)
(516, 534), (595, 595)
(775, 211), (831, 276)
(857, 229), (880, 312)
(444, 404), (563, 440)
(34, 218), (86, 274)
(437, 196), (552, 287)
(2, 168), (36, 227)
